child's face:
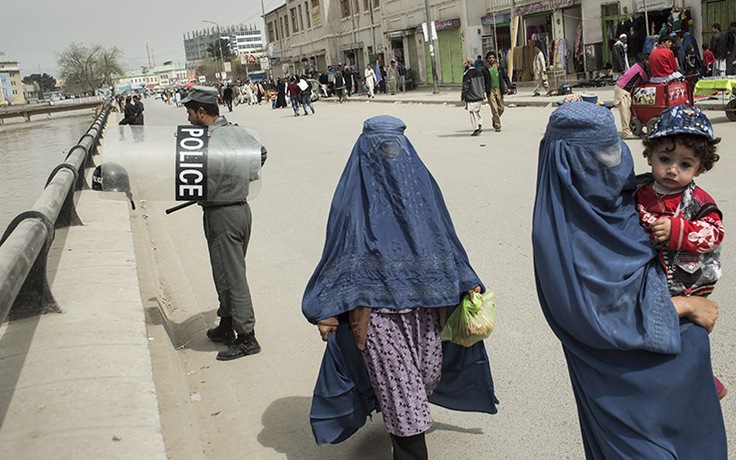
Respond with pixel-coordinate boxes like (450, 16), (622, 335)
(648, 141), (703, 191)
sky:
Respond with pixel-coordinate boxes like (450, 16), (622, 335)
(0, 0), (285, 77)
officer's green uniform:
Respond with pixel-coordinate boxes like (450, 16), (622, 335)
(199, 116), (264, 337)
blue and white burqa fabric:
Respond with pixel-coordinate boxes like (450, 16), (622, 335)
(303, 115), (497, 445)
(532, 102), (726, 459)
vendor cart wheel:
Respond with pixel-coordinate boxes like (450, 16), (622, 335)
(630, 117), (643, 137)
(646, 118), (658, 135)
(726, 100), (736, 122)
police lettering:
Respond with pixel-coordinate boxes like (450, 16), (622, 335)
(176, 126), (208, 200)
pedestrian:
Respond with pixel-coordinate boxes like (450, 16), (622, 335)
(223, 83), (234, 112)
(180, 86), (267, 361)
(387, 60), (398, 95)
(175, 89), (182, 107)
(244, 81), (255, 106)
(287, 77), (301, 116)
(727, 22), (736, 75)
(532, 42), (551, 97)
(682, 44), (702, 77)
(275, 78), (287, 108)
(532, 101), (727, 459)
(364, 65), (376, 98)
(634, 104), (727, 399)
(485, 51), (512, 132)
(303, 115), (498, 458)
(612, 34), (630, 80)
(254, 81), (265, 104)
(333, 71), (345, 103)
(461, 58), (485, 136)
(132, 94), (145, 142)
(378, 64), (387, 94)
(396, 59), (407, 92)
(710, 23), (727, 76)
(343, 66), (353, 97)
(702, 43), (716, 76)
(298, 76), (315, 115)
(613, 53), (649, 139)
(118, 95), (136, 140)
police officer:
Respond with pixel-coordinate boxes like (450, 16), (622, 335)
(180, 86), (267, 361)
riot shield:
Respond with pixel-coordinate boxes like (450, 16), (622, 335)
(96, 124), (263, 208)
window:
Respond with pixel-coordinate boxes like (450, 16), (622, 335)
(268, 22), (276, 42)
(304, 2), (310, 28)
(341, 0), (350, 18)
(290, 8), (299, 33)
(311, 0), (321, 26)
(298, 5), (304, 31)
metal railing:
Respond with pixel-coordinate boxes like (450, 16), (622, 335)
(0, 101), (112, 323)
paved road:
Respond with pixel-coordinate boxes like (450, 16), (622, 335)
(130, 93), (736, 459)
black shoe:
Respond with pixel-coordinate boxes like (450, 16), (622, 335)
(216, 332), (261, 361)
(471, 128), (480, 136)
(206, 318), (235, 345)
(532, 93), (540, 97)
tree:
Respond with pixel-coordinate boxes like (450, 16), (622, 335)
(56, 42), (124, 95)
(206, 38), (233, 62)
(23, 73), (57, 93)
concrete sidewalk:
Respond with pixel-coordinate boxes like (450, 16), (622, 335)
(0, 192), (166, 459)
(322, 81), (730, 112)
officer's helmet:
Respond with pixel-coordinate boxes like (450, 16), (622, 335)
(92, 162), (130, 192)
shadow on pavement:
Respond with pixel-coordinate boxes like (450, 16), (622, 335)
(258, 396), (392, 459)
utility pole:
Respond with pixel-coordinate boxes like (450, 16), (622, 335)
(424, 0), (439, 94)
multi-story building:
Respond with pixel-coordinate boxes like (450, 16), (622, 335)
(265, 0), (708, 85)
(184, 24), (265, 67)
(0, 61), (27, 105)
(114, 62), (192, 93)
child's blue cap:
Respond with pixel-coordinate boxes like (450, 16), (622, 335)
(648, 105), (715, 140)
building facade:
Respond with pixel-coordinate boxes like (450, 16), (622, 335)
(184, 24), (265, 67)
(0, 61), (27, 105)
(265, 0), (708, 85)
(114, 62), (193, 93)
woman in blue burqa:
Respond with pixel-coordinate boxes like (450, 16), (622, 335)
(302, 115), (497, 459)
(532, 102), (726, 459)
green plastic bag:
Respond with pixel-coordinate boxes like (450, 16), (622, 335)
(441, 291), (496, 347)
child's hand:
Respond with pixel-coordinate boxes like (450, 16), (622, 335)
(651, 217), (672, 242)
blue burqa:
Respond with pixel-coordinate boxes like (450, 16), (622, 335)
(532, 102), (726, 459)
(304, 115), (497, 444)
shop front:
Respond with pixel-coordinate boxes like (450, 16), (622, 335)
(482, 12), (512, 66)
(419, 18), (463, 84)
(512, 0), (579, 81)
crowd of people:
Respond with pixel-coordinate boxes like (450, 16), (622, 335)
(101, 39), (732, 455)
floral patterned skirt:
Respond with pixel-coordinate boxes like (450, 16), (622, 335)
(360, 307), (443, 437)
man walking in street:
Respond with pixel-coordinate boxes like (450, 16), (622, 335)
(180, 86), (267, 361)
(396, 59), (407, 93)
(532, 43), (550, 96)
(710, 23), (727, 76)
(222, 83), (234, 112)
(485, 51), (512, 132)
(461, 58), (485, 136)
(387, 60), (399, 95)
(612, 34), (630, 80)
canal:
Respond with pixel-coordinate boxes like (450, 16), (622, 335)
(0, 111), (95, 231)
